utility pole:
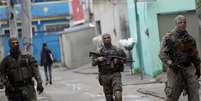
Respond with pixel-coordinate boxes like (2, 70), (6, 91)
(20, 0), (32, 54)
(88, 0), (94, 22)
(7, 0), (18, 38)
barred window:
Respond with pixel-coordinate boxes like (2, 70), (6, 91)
(45, 24), (69, 32)
(31, 0), (65, 3)
(3, 27), (36, 37)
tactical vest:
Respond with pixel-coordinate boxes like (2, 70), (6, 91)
(98, 46), (124, 74)
(5, 55), (33, 83)
(167, 31), (196, 65)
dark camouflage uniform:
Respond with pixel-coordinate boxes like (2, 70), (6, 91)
(159, 28), (200, 101)
(0, 54), (43, 101)
(92, 45), (126, 101)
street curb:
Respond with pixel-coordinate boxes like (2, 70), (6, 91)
(137, 88), (165, 100)
(123, 81), (164, 86)
(73, 69), (131, 75)
(73, 71), (98, 75)
(73, 70), (166, 86)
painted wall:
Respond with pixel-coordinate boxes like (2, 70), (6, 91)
(127, 0), (196, 76)
(0, 1), (70, 21)
(60, 24), (96, 68)
(2, 33), (61, 64)
(93, 0), (119, 45)
(127, 0), (141, 72)
(0, 1), (70, 64)
(1, 19), (67, 63)
(93, 0), (129, 46)
(33, 34), (61, 64)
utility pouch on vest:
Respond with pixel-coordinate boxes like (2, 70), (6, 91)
(8, 55), (33, 83)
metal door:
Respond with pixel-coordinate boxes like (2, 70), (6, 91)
(158, 10), (201, 70)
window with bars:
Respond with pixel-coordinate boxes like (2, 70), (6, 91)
(31, 0), (65, 2)
(3, 27), (36, 37)
(45, 23), (69, 32)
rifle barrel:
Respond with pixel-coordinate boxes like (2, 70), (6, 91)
(89, 52), (135, 62)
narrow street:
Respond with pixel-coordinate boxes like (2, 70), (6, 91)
(40, 66), (163, 101)
(0, 65), (162, 101)
(0, 0), (201, 101)
(0, 65), (201, 101)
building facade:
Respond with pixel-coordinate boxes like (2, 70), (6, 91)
(0, 1), (70, 63)
(92, 0), (130, 45)
(59, 0), (131, 68)
(127, 0), (199, 76)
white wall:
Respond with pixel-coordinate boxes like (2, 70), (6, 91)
(60, 24), (96, 68)
(93, 0), (129, 46)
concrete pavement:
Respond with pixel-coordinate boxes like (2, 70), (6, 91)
(72, 63), (201, 101)
(72, 63), (166, 85)
(1, 63), (200, 101)
(72, 64), (166, 99)
(41, 64), (165, 101)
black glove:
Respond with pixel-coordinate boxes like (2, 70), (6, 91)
(37, 83), (44, 94)
(195, 69), (200, 79)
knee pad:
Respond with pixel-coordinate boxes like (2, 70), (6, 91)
(114, 91), (122, 101)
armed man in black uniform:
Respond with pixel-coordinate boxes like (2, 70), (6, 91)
(0, 37), (44, 101)
(92, 33), (126, 101)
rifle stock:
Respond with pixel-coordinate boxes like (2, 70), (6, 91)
(89, 52), (135, 63)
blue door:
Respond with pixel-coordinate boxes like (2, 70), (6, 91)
(2, 34), (61, 64)
(33, 34), (61, 64)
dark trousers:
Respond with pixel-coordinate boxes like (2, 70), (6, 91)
(100, 72), (122, 101)
(44, 64), (52, 83)
(6, 85), (37, 101)
(165, 65), (200, 101)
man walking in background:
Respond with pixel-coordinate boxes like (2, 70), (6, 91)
(41, 43), (54, 85)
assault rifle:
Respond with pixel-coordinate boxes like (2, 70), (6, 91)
(89, 51), (134, 63)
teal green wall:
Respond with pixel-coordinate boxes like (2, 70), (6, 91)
(127, 0), (196, 76)
(149, 0), (196, 13)
(127, 0), (141, 71)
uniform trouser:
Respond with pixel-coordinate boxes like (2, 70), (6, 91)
(6, 84), (37, 101)
(165, 65), (200, 101)
(100, 72), (122, 101)
(44, 64), (52, 83)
